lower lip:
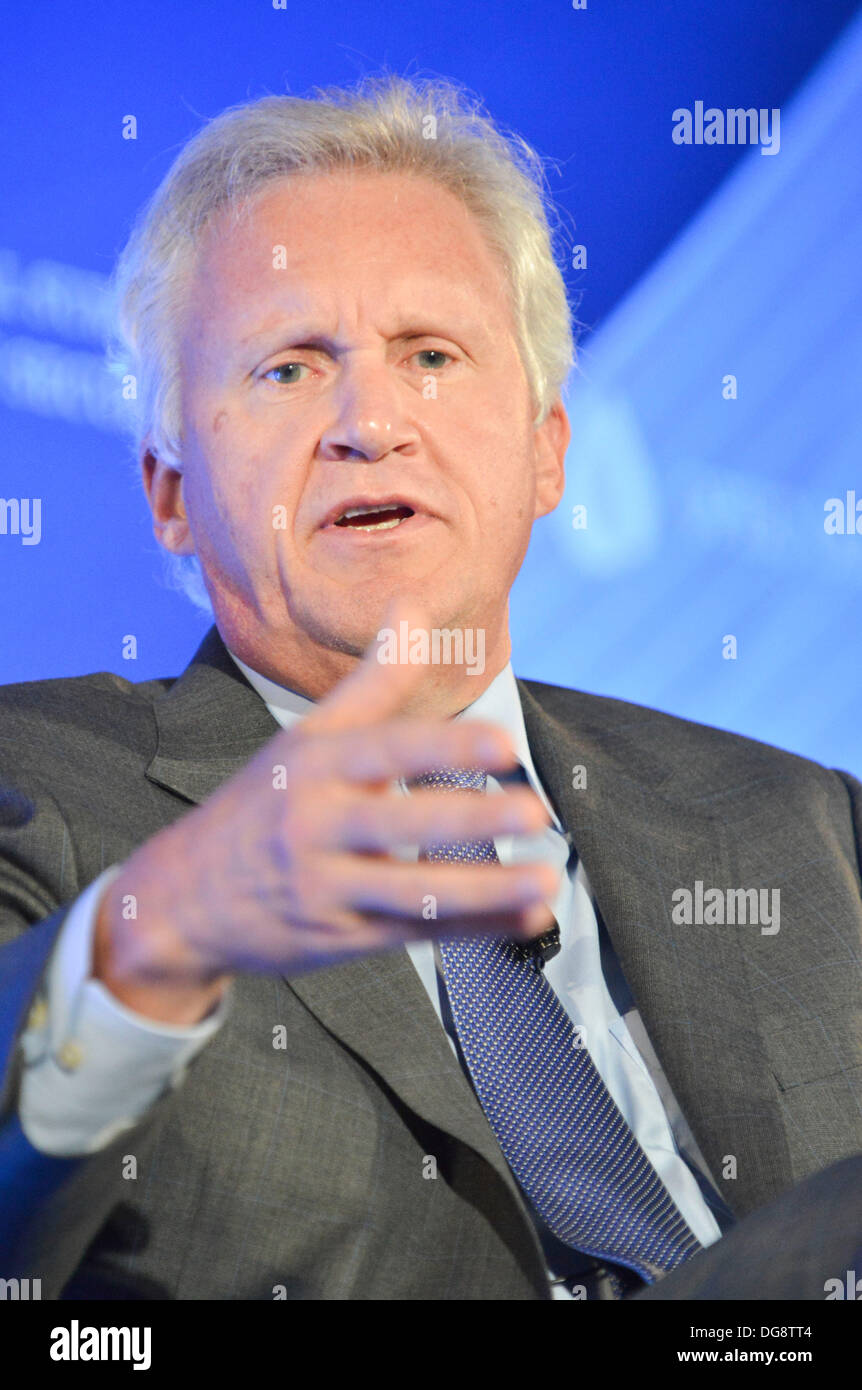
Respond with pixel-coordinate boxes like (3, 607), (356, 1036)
(317, 512), (435, 544)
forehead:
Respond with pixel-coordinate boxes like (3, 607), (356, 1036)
(184, 167), (513, 337)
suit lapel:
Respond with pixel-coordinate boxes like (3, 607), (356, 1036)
(517, 678), (794, 1216)
(146, 625), (282, 803)
(145, 624), (792, 1235)
(284, 939), (552, 1287)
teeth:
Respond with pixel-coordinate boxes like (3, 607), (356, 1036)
(352, 516), (405, 531)
(342, 505), (386, 519)
(333, 502), (413, 531)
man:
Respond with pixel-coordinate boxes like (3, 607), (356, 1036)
(1, 74), (860, 1302)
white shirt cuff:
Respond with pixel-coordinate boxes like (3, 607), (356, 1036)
(17, 865), (231, 1155)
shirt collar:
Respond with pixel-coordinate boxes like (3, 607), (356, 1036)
(227, 647), (562, 830)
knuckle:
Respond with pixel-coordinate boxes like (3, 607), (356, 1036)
(340, 805), (372, 847)
(280, 799), (313, 849)
(290, 858), (322, 913)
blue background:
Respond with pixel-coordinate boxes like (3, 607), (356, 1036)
(1, 0), (861, 772)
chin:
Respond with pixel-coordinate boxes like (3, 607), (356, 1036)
(292, 604), (377, 659)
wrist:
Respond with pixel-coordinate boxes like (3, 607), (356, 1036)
(91, 853), (232, 1025)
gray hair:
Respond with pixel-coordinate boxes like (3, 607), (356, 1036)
(108, 72), (577, 613)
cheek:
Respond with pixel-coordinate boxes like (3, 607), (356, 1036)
(476, 450), (535, 525)
(183, 441), (257, 549)
(203, 442), (306, 569)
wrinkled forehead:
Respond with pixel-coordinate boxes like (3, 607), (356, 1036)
(181, 167), (515, 342)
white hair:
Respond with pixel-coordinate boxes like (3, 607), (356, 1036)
(107, 72), (577, 612)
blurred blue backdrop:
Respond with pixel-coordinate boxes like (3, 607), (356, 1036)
(1, 0), (861, 772)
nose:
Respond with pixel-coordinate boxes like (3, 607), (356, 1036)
(318, 353), (419, 462)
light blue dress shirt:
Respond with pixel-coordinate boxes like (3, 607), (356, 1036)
(17, 648), (723, 1298)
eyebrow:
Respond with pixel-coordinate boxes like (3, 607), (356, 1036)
(236, 307), (490, 355)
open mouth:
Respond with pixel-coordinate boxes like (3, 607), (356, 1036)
(332, 503), (416, 532)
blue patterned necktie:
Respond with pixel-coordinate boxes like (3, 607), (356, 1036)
(416, 765), (703, 1286)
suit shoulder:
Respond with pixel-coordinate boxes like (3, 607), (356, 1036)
(0, 666), (175, 777)
(0, 665), (173, 716)
(517, 676), (840, 782)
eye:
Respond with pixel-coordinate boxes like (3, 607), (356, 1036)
(264, 361), (311, 385)
(413, 348), (453, 370)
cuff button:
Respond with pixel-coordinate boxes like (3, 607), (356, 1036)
(56, 1040), (85, 1070)
(26, 999), (48, 1031)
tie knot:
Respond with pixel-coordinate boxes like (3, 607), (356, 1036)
(413, 766), (488, 794)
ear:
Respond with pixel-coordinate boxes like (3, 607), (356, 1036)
(532, 397), (570, 520)
(140, 443), (196, 556)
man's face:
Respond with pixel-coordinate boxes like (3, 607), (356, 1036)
(146, 167), (568, 693)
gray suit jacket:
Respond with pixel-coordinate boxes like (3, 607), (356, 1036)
(1, 626), (861, 1299)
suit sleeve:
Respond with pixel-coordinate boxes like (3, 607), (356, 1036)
(0, 781), (212, 1295)
(19, 865), (230, 1156)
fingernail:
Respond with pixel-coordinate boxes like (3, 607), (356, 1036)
(478, 733), (512, 764)
(522, 902), (554, 933)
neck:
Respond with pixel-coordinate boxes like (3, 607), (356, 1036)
(219, 609), (512, 718)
